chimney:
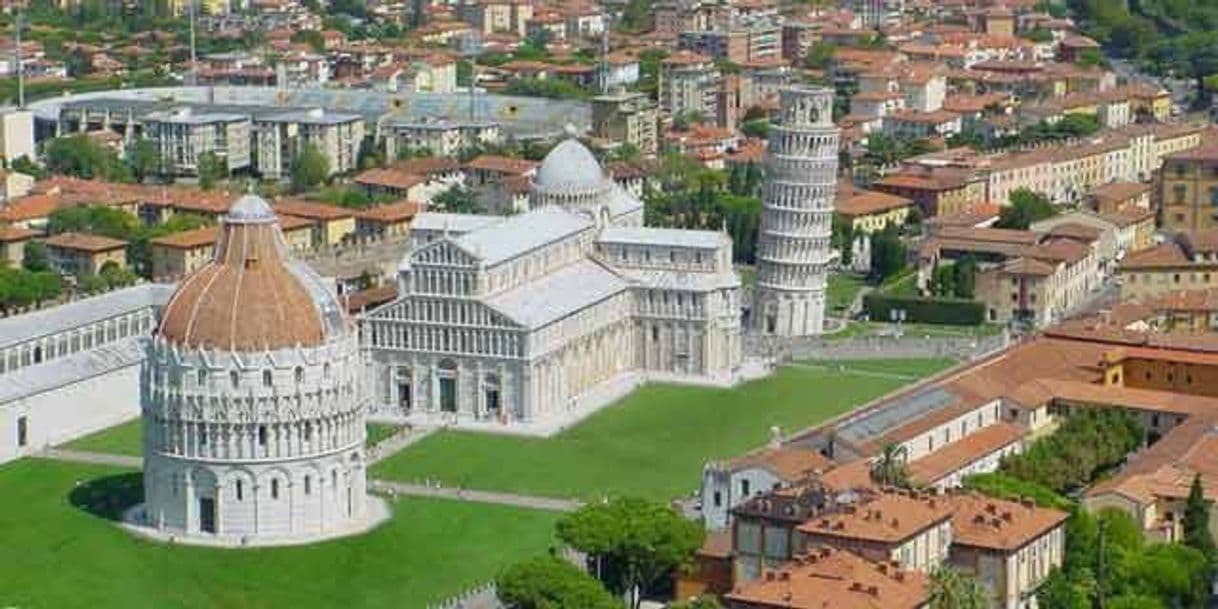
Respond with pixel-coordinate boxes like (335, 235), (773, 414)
(1002, 511), (1014, 522)
(867, 585), (880, 596)
(779, 571), (790, 581)
(765, 571), (776, 582)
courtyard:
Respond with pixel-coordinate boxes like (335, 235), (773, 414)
(0, 458), (561, 609)
(47, 358), (955, 502)
(370, 358), (955, 500)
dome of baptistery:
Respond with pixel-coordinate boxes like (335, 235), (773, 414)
(157, 194), (345, 351)
(138, 194), (372, 546)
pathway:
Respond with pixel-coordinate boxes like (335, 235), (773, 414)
(370, 480), (582, 513)
(367, 425), (437, 465)
(788, 361), (926, 382)
(38, 447), (582, 513)
(39, 448), (143, 468)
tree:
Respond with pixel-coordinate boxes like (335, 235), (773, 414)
(1182, 474), (1216, 564)
(619, 0), (653, 32)
(869, 223), (906, 282)
(832, 214), (855, 267)
(22, 241), (49, 272)
(99, 260), (137, 289)
(44, 135), (132, 182)
(994, 189), (1056, 230)
(870, 442), (909, 487)
(929, 566), (990, 609)
(805, 42), (837, 70)
(10, 155), (47, 178)
(290, 143), (331, 193)
(741, 118), (770, 140)
(496, 556), (620, 609)
(431, 184), (484, 214)
(954, 255), (977, 299)
(556, 497), (704, 609)
(197, 152), (227, 190)
(290, 29), (326, 53)
(126, 138), (159, 183)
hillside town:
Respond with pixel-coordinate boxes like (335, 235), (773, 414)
(5, 0), (1218, 608)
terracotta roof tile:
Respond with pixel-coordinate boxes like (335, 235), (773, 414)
(44, 231), (127, 252)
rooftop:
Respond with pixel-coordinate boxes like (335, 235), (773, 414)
(454, 206), (593, 268)
(44, 232), (127, 252)
(726, 548), (928, 609)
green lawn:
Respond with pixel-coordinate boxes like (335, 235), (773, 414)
(801, 357), (957, 379)
(827, 273), (867, 314)
(62, 418), (143, 456)
(366, 423), (402, 448)
(371, 359), (955, 501)
(0, 458), (560, 609)
(824, 321), (1004, 342)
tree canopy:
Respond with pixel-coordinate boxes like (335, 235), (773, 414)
(291, 143), (331, 193)
(496, 556), (620, 609)
(556, 496), (704, 609)
(994, 189), (1057, 230)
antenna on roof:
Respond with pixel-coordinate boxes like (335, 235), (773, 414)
(599, 14), (609, 95)
(14, 7), (24, 109)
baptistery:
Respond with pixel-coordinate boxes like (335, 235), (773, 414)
(140, 194), (367, 544)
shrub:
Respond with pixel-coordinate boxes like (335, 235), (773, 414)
(863, 293), (985, 325)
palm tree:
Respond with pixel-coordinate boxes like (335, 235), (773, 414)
(929, 566), (990, 609)
(870, 442), (910, 487)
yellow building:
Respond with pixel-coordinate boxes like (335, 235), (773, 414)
(149, 216), (314, 282)
(0, 225), (38, 268)
(44, 232), (127, 276)
(1118, 231), (1218, 301)
(354, 201), (420, 239)
(835, 185), (914, 234)
(1160, 143), (1218, 233)
(272, 199), (356, 247)
(874, 167), (986, 218)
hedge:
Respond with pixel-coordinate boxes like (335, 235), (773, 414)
(862, 293), (985, 325)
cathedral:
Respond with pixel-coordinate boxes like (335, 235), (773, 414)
(361, 137), (744, 428)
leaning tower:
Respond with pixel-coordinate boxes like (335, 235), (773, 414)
(752, 86), (840, 337)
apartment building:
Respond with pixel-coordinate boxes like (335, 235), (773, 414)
(592, 89), (660, 156)
(459, 0), (534, 36)
(1118, 231), (1218, 301)
(142, 108), (252, 175)
(873, 166), (987, 217)
(660, 51), (721, 119)
(1160, 143), (1218, 233)
(381, 117), (500, 158)
(946, 494), (1068, 609)
(677, 21), (781, 64)
(44, 232), (127, 276)
(726, 548), (929, 609)
(148, 215), (314, 282)
(798, 491), (954, 573)
(252, 108), (364, 180)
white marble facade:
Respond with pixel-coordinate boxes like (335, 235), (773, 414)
(141, 196), (368, 544)
(753, 86), (840, 337)
(362, 137), (743, 428)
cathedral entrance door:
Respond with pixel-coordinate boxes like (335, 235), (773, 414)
(439, 378), (457, 412)
(397, 382), (411, 412)
(199, 498), (216, 534)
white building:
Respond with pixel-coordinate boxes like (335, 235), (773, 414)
(752, 86), (840, 336)
(0, 284), (173, 464)
(140, 195), (369, 544)
(362, 137), (744, 432)
(252, 108), (364, 180)
(381, 117), (500, 158)
(143, 107), (252, 175)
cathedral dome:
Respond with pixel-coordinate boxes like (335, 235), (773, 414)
(534, 138), (608, 192)
(157, 194), (346, 351)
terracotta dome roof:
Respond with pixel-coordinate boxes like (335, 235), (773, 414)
(157, 195), (344, 351)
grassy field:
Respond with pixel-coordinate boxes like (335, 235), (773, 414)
(366, 423), (402, 448)
(824, 321), (1005, 342)
(63, 418), (144, 456)
(800, 358), (957, 379)
(0, 459), (560, 609)
(827, 273), (868, 314)
(371, 359), (955, 501)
